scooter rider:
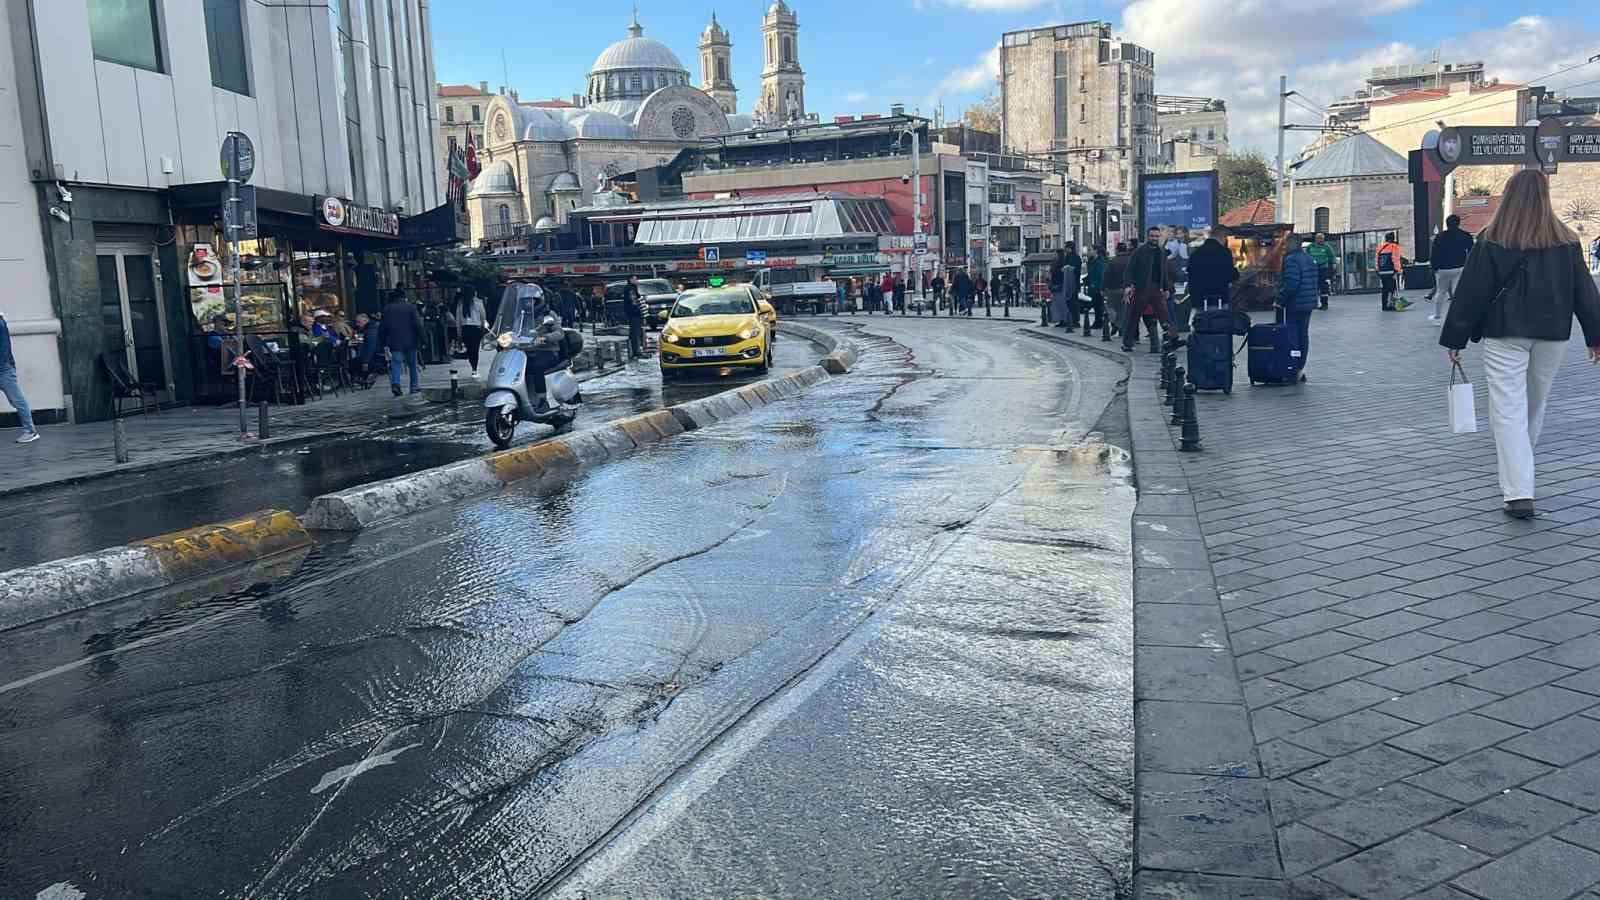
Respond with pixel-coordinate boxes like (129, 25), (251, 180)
(520, 286), (565, 412)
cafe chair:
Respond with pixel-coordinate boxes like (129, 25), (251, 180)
(100, 351), (161, 418)
(246, 336), (296, 406)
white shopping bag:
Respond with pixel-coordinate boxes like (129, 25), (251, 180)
(1448, 361), (1477, 434)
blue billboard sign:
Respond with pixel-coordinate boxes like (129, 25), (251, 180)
(1140, 172), (1220, 234)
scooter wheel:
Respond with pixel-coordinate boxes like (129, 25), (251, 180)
(485, 408), (516, 450)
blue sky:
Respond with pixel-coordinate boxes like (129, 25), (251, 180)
(430, 0), (1600, 156)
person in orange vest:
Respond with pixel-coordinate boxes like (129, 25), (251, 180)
(1375, 233), (1406, 311)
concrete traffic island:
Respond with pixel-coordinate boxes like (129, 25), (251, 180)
(0, 322), (858, 631)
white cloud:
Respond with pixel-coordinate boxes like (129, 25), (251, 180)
(913, 0), (1046, 10)
(844, 90), (871, 104)
(933, 43), (1000, 103)
(1119, 4), (1597, 157)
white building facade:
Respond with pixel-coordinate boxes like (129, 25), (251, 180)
(2, 0), (442, 422)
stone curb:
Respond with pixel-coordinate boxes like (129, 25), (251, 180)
(1027, 326), (1286, 897)
(302, 322), (860, 533)
(0, 510), (312, 632)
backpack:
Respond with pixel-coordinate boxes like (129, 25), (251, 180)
(1377, 246), (1397, 273)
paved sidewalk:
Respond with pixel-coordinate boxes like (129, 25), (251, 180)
(1046, 297), (1600, 898)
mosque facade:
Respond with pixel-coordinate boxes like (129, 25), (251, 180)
(466, 5), (811, 246)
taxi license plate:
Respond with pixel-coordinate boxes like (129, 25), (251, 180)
(692, 348), (721, 358)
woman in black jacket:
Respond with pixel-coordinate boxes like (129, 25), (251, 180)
(1441, 170), (1600, 518)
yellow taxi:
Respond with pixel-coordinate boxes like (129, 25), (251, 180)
(659, 285), (772, 380)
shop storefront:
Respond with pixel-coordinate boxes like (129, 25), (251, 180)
(168, 185), (463, 404)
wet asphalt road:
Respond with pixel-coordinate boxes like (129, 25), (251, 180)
(0, 338), (819, 574)
(0, 319), (1135, 899)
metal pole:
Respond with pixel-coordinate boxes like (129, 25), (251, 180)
(1275, 76), (1287, 219)
(113, 417), (129, 464)
(907, 128), (920, 317)
(228, 149), (248, 438)
(257, 401), (270, 439)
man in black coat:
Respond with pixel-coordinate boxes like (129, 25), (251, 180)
(1187, 226), (1240, 309)
(1062, 242), (1084, 329)
(378, 289), (426, 396)
(624, 274), (646, 360)
(1429, 214), (1475, 326)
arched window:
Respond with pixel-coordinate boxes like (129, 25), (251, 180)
(717, 58), (727, 82)
(1314, 207), (1331, 234)
(630, 73), (642, 92)
(768, 37), (775, 65)
(498, 204), (511, 228)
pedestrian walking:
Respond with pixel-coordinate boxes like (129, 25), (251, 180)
(1063, 242), (1084, 329)
(0, 311), (39, 443)
(1046, 250), (1065, 326)
(1125, 227), (1172, 353)
(892, 274), (907, 314)
(455, 287), (488, 378)
(379, 288), (425, 396)
(1376, 232), (1406, 311)
(1084, 245), (1109, 339)
(931, 273), (945, 312)
(1307, 232), (1336, 310)
(880, 273), (896, 313)
(1104, 242), (1134, 340)
(953, 268), (974, 316)
(624, 274), (646, 359)
(1429, 215), (1474, 326)
(1441, 170), (1600, 519)
(1187, 226), (1239, 310)
(1277, 234), (1321, 382)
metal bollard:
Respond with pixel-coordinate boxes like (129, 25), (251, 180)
(113, 417), (130, 463)
(1004, 296), (1010, 318)
(1171, 366), (1187, 426)
(450, 369), (459, 405)
(257, 401), (270, 440)
(1180, 384), (1203, 452)
(1160, 352), (1175, 402)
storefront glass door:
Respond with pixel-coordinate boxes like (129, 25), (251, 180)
(97, 245), (175, 400)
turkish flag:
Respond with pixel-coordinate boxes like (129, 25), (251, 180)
(465, 128), (481, 180)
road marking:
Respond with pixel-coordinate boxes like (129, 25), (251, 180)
(310, 742), (422, 794)
(35, 884), (86, 900)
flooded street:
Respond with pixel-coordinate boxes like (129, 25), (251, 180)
(0, 337), (819, 574)
(0, 320), (1135, 899)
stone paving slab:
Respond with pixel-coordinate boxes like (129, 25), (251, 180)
(1038, 296), (1600, 898)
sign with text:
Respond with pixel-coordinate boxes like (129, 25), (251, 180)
(745, 249), (766, 264)
(1561, 128), (1600, 161)
(1139, 171), (1219, 234)
(315, 196), (400, 238)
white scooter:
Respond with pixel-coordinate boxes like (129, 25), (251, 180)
(483, 284), (583, 449)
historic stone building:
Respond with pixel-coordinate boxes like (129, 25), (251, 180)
(465, 8), (815, 247)
(1000, 21), (1156, 197)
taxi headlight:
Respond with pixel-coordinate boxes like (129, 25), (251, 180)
(737, 326), (761, 341)
(662, 331), (680, 344)
(496, 331), (514, 349)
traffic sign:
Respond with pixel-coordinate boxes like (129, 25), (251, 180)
(222, 185), (258, 239)
(913, 234), (928, 256)
(745, 250), (766, 264)
(220, 132), (255, 184)
(700, 246), (720, 262)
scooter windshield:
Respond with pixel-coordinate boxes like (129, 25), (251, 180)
(494, 284), (550, 341)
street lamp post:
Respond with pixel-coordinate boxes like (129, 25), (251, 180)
(907, 127), (919, 316)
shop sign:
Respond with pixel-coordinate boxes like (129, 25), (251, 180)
(315, 195), (400, 238)
(746, 250), (766, 264)
(826, 253), (882, 267)
(944, 252), (965, 266)
(991, 214), (1021, 227)
(993, 252), (1022, 268)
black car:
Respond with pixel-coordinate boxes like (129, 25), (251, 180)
(604, 278), (678, 330)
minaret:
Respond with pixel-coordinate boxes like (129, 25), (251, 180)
(699, 13), (736, 115)
(756, 1), (804, 124)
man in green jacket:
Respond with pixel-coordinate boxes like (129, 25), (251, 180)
(1084, 245), (1111, 340)
(1306, 233), (1337, 310)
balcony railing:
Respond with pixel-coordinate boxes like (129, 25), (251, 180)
(480, 220), (531, 243)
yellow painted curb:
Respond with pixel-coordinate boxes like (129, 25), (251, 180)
(135, 509), (311, 583)
(486, 441), (580, 484)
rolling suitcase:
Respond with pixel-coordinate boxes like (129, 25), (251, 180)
(1187, 331), (1235, 394)
(1247, 323), (1299, 385)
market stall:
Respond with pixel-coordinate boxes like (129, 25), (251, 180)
(1224, 223), (1292, 312)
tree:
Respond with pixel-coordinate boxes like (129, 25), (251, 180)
(1216, 151), (1274, 215)
(962, 92), (1000, 134)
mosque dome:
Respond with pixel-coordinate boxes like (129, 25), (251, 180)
(521, 108), (575, 142)
(585, 16), (692, 110)
(467, 159), (518, 198)
(590, 18), (688, 77)
(568, 109), (637, 140)
(548, 172), (582, 192)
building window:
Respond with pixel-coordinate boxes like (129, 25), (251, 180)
(782, 36), (793, 65)
(717, 57), (727, 82)
(630, 73), (641, 92)
(1206, 127), (1216, 141)
(471, 104), (481, 122)
(498, 204), (511, 228)
(1079, 74), (1086, 92)
(1314, 207), (1331, 234)
(445, 106), (455, 123)
(88, 0), (163, 71)
(202, 0), (249, 93)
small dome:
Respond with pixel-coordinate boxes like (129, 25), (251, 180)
(767, 0), (791, 17)
(467, 160), (518, 197)
(569, 109), (636, 140)
(548, 172), (581, 192)
(533, 216), (559, 231)
(701, 12), (728, 42)
(521, 108), (575, 142)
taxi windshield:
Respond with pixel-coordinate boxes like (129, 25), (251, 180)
(671, 290), (755, 317)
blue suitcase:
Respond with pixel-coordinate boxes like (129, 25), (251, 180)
(1247, 323), (1299, 385)
(1187, 331), (1235, 394)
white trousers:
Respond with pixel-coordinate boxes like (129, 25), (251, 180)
(1434, 267), (1462, 321)
(1481, 336), (1565, 502)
